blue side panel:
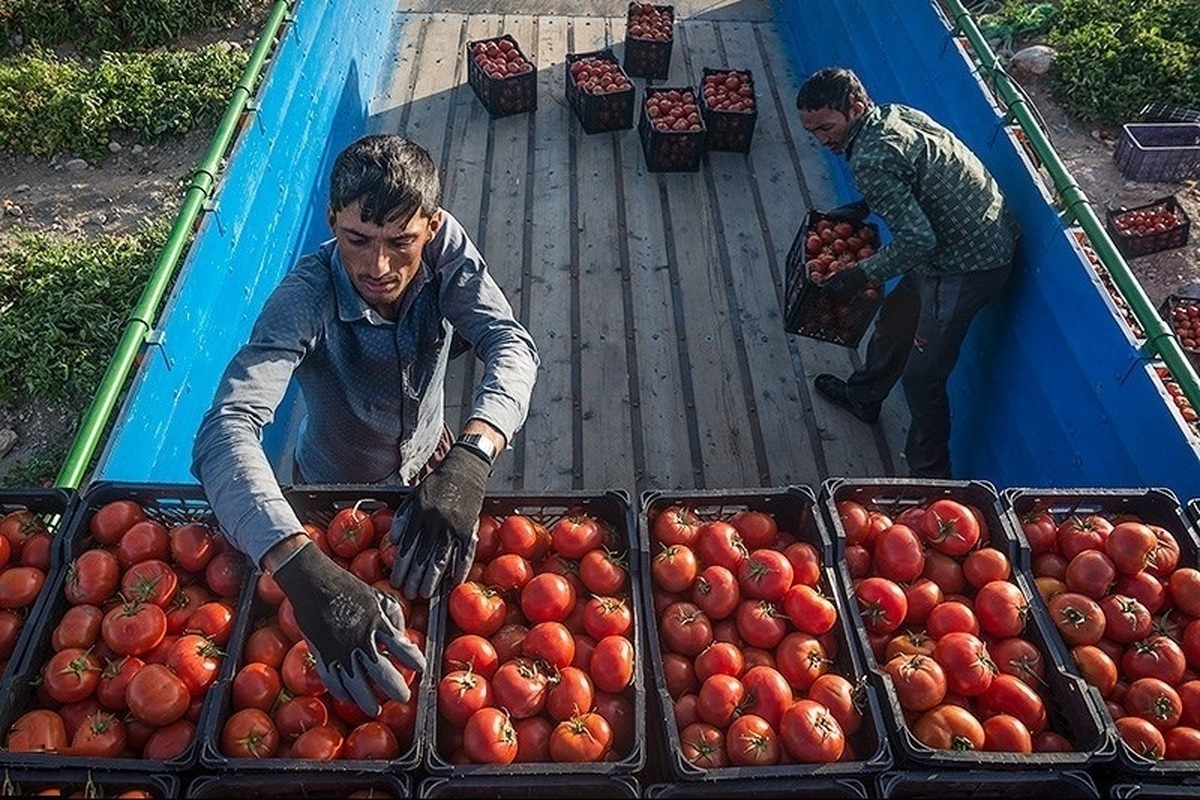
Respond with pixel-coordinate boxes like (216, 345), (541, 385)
(95, 0), (402, 482)
(772, 0), (1200, 498)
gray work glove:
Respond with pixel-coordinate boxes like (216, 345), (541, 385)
(389, 443), (490, 600)
(825, 199), (870, 222)
(272, 541), (426, 715)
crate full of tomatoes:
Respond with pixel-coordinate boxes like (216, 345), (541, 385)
(699, 68), (756, 153)
(1004, 487), (1200, 777)
(638, 87), (706, 173)
(466, 34), (536, 118)
(189, 772), (408, 798)
(425, 491), (644, 776)
(0, 482), (253, 773)
(783, 209), (882, 347)
(641, 487), (892, 781)
(565, 49), (635, 135)
(1160, 294), (1200, 372)
(199, 486), (429, 771)
(1105, 195), (1191, 259)
(623, 2), (673, 80)
(0, 489), (74, 686)
(823, 478), (1115, 769)
(0, 768), (179, 798)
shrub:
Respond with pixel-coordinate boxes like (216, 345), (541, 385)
(0, 43), (247, 159)
(1049, 0), (1200, 123)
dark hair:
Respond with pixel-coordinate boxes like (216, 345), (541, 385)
(329, 134), (441, 226)
(795, 67), (873, 115)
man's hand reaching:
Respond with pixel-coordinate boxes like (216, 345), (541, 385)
(271, 540), (426, 716)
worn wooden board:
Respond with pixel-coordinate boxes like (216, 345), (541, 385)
(363, 7), (903, 497)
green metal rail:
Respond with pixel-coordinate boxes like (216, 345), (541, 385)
(54, 0), (295, 490)
(943, 0), (1200, 417)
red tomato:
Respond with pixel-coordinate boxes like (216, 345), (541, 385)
(71, 710), (127, 757)
(520, 573), (576, 624)
(19, 531), (51, 571)
(462, 707), (518, 764)
(120, 559), (179, 608)
(1064, 549), (1116, 599)
(884, 653), (947, 712)
(654, 506), (701, 547)
(736, 599), (787, 650)
(232, 662), (282, 712)
(89, 500), (145, 546)
(854, 576), (907, 634)
(522, 620), (576, 669)
(549, 514), (604, 559)
(679, 722), (727, 768)
(51, 603), (103, 652)
(291, 724), (343, 760)
(1047, 592), (1105, 646)
(449, 582), (507, 637)
(281, 640), (325, 697)
(690, 565), (740, 620)
(274, 693), (329, 739)
(781, 583), (836, 635)
(989, 637), (1046, 688)
(1115, 715), (1165, 758)
(933, 632), (996, 696)
(976, 673), (1047, 734)
(490, 658), (549, 719)
(244, 623), (291, 669)
(696, 673), (746, 728)
(783, 541), (822, 588)
(548, 711), (612, 762)
(590, 635), (634, 694)
(776, 633), (829, 692)
(326, 506), (376, 559)
(490, 623), (529, 664)
(926, 600), (979, 639)
(126, 662), (190, 727)
(837, 500), (872, 546)
(1020, 511), (1057, 556)
(740, 665), (792, 729)
(809, 673), (863, 736)
(498, 515), (540, 559)
(779, 699), (845, 762)
(982, 713), (1032, 753)
(1105, 521), (1158, 575)
(694, 521), (747, 570)
(42, 647), (101, 704)
(873, 524), (926, 582)
(578, 548), (628, 596)
(344, 720), (399, 760)
(169, 523), (216, 572)
(1124, 677), (1182, 730)
(652, 544), (699, 594)
(736, 549), (793, 601)
(660, 601), (713, 657)
(443, 634), (499, 679)
(115, 520), (171, 568)
(545, 665), (595, 722)
(730, 511), (778, 550)
(203, 551), (247, 600)
(0, 565), (44, 609)
(722, 713), (778, 766)
(920, 499), (980, 556)
(582, 596), (632, 640)
(912, 703), (985, 751)
(694, 641), (744, 683)
(974, 580), (1028, 639)
(484, 553), (534, 592)
(1123, 636), (1186, 684)
(1170, 569), (1200, 618)
(5, 708), (68, 752)
(102, 600), (167, 656)
(166, 633), (222, 695)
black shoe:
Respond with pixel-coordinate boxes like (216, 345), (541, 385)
(814, 374), (880, 424)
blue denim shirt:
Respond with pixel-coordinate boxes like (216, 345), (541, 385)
(191, 211), (539, 565)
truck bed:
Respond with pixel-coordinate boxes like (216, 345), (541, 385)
(374, 1), (901, 496)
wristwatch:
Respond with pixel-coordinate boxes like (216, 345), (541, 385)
(456, 433), (498, 466)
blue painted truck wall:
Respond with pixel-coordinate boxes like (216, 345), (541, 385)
(773, 0), (1200, 500)
(94, 0), (402, 482)
(96, 0), (1200, 501)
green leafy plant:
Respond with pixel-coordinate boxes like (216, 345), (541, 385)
(0, 222), (170, 408)
(0, 43), (247, 159)
(1, 0), (250, 56)
(1048, 0), (1200, 123)
(1, 442), (68, 488)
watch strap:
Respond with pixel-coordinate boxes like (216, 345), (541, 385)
(456, 432), (498, 465)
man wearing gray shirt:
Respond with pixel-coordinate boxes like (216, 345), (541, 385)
(192, 135), (539, 714)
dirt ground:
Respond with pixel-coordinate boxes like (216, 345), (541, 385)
(0, 24), (1197, 486)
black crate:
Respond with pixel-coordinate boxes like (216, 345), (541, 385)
(638, 86), (706, 173)
(198, 484), (429, 772)
(0, 768), (179, 797)
(820, 478), (1117, 770)
(646, 776), (870, 797)
(0, 482), (254, 774)
(1158, 294), (1200, 371)
(877, 768), (1100, 799)
(1111, 783), (1200, 798)
(623, 2), (674, 80)
(466, 34), (537, 118)
(187, 771), (409, 798)
(783, 210), (883, 348)
(0, 488), (74, 686)
(640, 486), (893, 782)
(1000, 486), (1200, 780)
(420, 775), (641, 798)
(1105, 195), (1192, 258)
(1137, 102), (1200, 125)
(565, 49), (635, 134)
(1114, 123), (1200, 182)
(424, 490), (646, 778)
(699, 68), (758, 153)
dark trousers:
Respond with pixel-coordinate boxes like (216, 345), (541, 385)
(846, 264), (1012, 478)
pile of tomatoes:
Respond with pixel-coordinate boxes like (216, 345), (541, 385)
(219, 500), (424, 761)
(471, 37), (533, 80)
(1167, 299), (1200, 353)
(3, 497), (245, 760)
(435, 509), (636, 764)
(646, 89), (702, 134)
(627, 2), (672, 41)
(701, 71), (754, 115)
(650, 503), (869, 768)
(804, 217), (877, 286)
(839, 494), (1076, 754)
(1022, 498), (1200, 760)
(0, 506), (55, 674)
(1112, 203), (1185, 238)
(1154, 364), (1200, 428)
(568, 57), (632, 96)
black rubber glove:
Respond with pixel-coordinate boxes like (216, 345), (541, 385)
(822, 265), (869, 304)
(825, 199), (870, 222)
(390, 443), (490, 600)
(272, 541), (426, 715)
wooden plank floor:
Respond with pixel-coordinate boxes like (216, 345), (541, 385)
(364, 7), (905, 497)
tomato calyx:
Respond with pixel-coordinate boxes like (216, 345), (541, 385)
(1002, 652), (1048, 688)
(235, 722), (276, 758)
(123, 573), (165, 604)
(59, 649), (100, 681)
(1152, 610), (1182, 640)
(950, 733), (978, 751)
